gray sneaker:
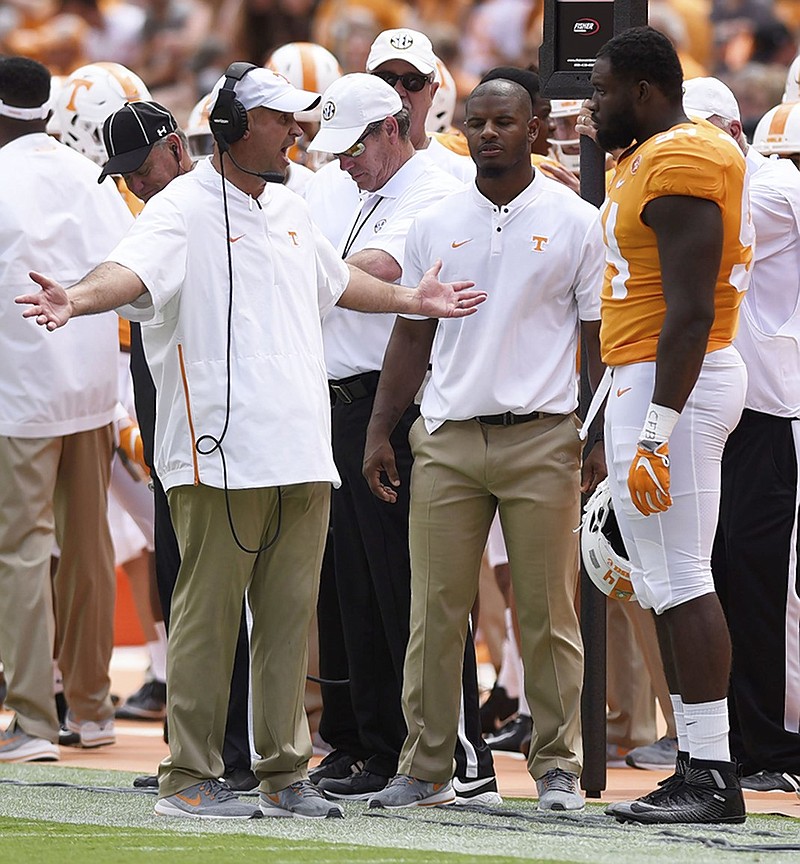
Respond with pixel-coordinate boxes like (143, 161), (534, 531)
(367, 774), (455, 809)
(64, 710), (115, 748)
(625, 736), (678, 770)
(536, 768), (585, 811)
(154, 780), (259, 819)
(259, 780), (344, 819)
(0, 727), (58, 763)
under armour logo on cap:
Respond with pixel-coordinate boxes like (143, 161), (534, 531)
(97, 100), (178, 183)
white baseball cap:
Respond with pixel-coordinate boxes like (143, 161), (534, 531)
(308, 73), (402, 154)
(209, 66), (320, 115)
(683, 77), (741, 123)
(366, 28), (437, 75)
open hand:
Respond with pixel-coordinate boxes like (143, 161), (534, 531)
(16, 272), (72, 331)
(416, 260), (487, 319)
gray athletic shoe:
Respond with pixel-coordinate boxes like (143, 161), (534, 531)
(155, 779), (259, 819)
(367, 774), (455, 809)
(0, 727), (58, 763)
(259, 780), (344, 819)
(536, 768), (585, 811)
(625, 736), (678, 770)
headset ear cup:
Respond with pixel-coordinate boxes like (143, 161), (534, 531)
(210, 91), (249, 149)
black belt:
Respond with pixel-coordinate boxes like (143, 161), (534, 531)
(329, 371), (380, 404)
(475, 410), (552, 426)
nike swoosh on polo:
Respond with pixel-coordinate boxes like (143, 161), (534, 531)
(176, 791), (203, 807)
(452, 777), (493, 792)
(229, 234), (245, 243)
(616, 387), (632, 397)
(615, 179), (625, 188)
(451, 239), (472, 248)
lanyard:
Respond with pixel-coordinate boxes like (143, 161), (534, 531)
(340, 196), (384, 260)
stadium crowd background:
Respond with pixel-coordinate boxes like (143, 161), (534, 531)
(2, 0), (799, 134)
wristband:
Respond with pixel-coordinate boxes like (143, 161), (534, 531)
(640, 402), (680, 444)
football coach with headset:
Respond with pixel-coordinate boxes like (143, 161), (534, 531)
(17, 62), (487, 821)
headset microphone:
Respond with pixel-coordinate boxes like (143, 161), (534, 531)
(223, 149), (286, 184)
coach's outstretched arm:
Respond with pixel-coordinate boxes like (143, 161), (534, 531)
(17, 264), (147, 330)
(340, 260), (485, 319)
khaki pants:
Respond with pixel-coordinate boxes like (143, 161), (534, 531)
(160, 481), (329, 797)
(399, 415), (584, 782)
(0, 427), (115, 741)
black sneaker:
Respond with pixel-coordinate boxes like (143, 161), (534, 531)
(485, 715), (532, 757)
(133, 774), (159, 789)
(613, 758), (746, 824)
(480, 685), (518, 735)
(58, 726), (81, 747)
(0, 666), (6, 709)
(309, 750), (364, 785)
(116, 680), (167, 720)
(606, 750), (688, 816)
(741, 770), (800, 793)
(452, 776), (503, 806)
(222, 767), (259, 792)
(317, 770), (389, 800)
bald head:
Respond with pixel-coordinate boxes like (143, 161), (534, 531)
(467, 79), (533, 120)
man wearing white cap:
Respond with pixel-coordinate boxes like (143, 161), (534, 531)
(18, 62), (486, 820)
(684, 77), (800, 796)
(303, 74), (498, 804)
(306, 28), (474, 249)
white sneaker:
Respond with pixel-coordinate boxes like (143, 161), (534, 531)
(0, 727), (59, 763)
(65, 711), (115, 748)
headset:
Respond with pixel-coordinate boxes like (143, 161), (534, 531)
(209, 61), (255, 151)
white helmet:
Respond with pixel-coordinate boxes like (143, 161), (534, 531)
(56, 62), (152, 165)
(547, 98), (582, 174)
(752, 101), (800, 156)
(186, 92), (214, 160)
(426, 57), (457, 134)
(266, 42), (342, 123)
(783, 54), (800, 103)
(580, 479), (635, 601)
(45, 75), (66, 139)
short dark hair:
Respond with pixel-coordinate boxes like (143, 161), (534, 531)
(480, 66), (540, 110)
(0, 56), (50, 110)
(596, 26), (683, 102)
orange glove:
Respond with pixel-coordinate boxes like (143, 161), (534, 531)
(628, 440), (672, 516)
(118, 421), (149, 475)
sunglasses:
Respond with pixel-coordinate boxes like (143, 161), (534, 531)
(371, 70), (432, 93)
(335, 121), (382, 159)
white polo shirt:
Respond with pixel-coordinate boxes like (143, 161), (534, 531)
(112, 158), (350, 492)
(324, 152), (462, 381)
(736, 148), (800, 417)
(305, 159), (361, 248)
(0, 133), (133, 438)
(402, 169), (604, 433)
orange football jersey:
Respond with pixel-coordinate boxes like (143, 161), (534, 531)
(599, 119), (753, 366)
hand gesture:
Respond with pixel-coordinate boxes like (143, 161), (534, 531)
(628, 440), (672, 516)
(16, 272), (73, 331)
(415, 260), (487, 319)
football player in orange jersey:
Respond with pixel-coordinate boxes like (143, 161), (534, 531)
(587, 26), (754, 825)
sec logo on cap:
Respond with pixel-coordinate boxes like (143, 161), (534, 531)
(321, 101), (336, 121)
(389, 34), (414, 50)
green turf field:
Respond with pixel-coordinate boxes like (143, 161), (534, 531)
(1, 765), (799, 863)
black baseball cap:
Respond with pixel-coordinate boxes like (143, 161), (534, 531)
(98, 101), (178, 182)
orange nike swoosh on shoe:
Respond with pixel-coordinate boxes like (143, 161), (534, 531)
(451, 239), (472, 248)
(0, 735), (22, 748)
(616, 387), (632, 397)
(176, 792), (203, 807)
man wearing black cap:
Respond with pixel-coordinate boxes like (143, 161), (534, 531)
(18, 64), (486, 820)
(0, 56), (132, 763)
(99, 101), (193, 202)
